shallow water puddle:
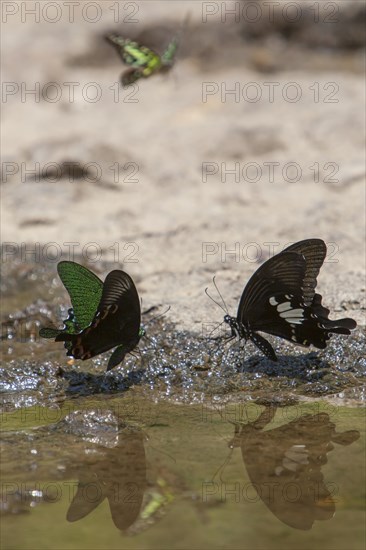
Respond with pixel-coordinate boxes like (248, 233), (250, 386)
(1, 395), (364, 550)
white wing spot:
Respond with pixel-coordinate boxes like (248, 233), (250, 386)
(277, 302), (291, 313)
(280, 308), (304, 318)
(280, 308), (304, 324)
(269, 297), (278, 306)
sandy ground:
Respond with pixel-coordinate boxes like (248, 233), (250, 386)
(1, 0), (365, 333)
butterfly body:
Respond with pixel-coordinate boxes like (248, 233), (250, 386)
(224, 313), (278, 361)
(40, 263), (144, 370)
(107, 34), (178, 86)
(221, 239), (356, 361)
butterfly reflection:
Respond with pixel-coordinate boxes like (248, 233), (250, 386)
(67, 422), (147, 531)
(230, 407), (360, 530)
(66, 419), (178, 534)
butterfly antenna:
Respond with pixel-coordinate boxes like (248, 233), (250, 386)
(213, 276), (229, 314)
(209, 417), (236, 484)
(205, 286), (227, 314)
(142, 305), (158, 316)
(141, 299), (160, 317)
(212, 447), (235, 485)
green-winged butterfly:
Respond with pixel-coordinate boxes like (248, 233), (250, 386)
(106, 31), (179, 86)
(40, 262), (144, 370)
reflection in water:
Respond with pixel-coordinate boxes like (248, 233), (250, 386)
(66, 421), (147, 531)
(0, 408), (177, 535)
(65, 412), (177, 534)
(230, 408), (360, 530)
(1, 401), (362, 544)
(126, 474), (176, 535)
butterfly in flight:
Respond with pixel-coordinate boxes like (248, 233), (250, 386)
(207, 239), (357, 361)
(106, 32), (179, 86)
(40, 262), (145, 370)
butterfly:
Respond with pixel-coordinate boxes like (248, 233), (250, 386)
(106, 33), (179, 86)
(207, 239), (357, 361)
(40, 262), (144, 370)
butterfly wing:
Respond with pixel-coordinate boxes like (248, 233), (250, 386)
(67, 478), (105, 522)
(161, 36), (178, 66)
(161, 13), (190, 68)
(121, 68), (143, 86)
(282, 239), (326, 306)
(237, 251), (307, 326)
(39, 308), (78, 349)
(107, 344), (133, 371)
(107, 35), (160, 70)
(57, 261), (103, 330)
(40, 263), (102, 348)
(56, 270), (141, 364)
(39, 327), (61, 338)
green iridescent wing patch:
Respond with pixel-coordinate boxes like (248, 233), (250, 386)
(39, 262), (103, 343)
(57, 261), (103, 330)
(108, 36), (162, 69)
(107, 33), (179, 86)
(40, 327), (62, 339)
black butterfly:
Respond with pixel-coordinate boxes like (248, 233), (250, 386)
(54, 268), (144, 370)
(208, 239), (357, 361)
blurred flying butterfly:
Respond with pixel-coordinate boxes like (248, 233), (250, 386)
(40, 262), (145, 370)
(106, 32), (179, 86)
(206, 239), (357, 361)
